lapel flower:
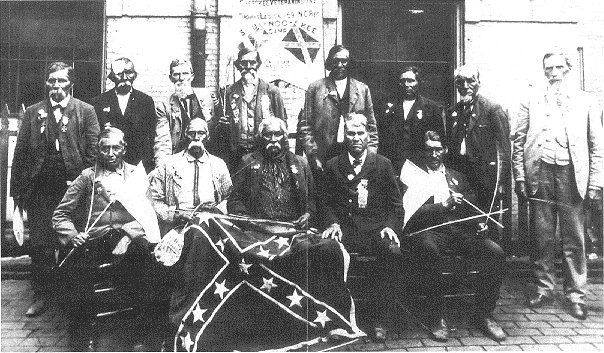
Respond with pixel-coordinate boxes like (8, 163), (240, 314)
(417, 109), (423, 120)
(103, 106), (111, 113)
(385, 102), (394, 114)
(290, 165), (298, 174)
(37, 109), (48, 134)
(347, 174), (354, 181)
(251, 163), (260, 170)
(451, 111), (458, 118)
(451, 177), (458, 186)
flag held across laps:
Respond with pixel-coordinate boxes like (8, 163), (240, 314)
(172, 215), (364, 351)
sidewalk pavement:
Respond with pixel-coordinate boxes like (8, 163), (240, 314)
(2, 268), (603, 351)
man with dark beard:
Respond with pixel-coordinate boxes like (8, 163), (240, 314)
(378, 66), (445, 174)
(155, 58), (217, 165)
(90, 57), (156, 172)
(212, 47), (287, 171)
(11, 61), (99, 318)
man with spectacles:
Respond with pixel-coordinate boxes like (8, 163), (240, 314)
(90, 57), (157, 172)
(378, 66), (445, 174)
(155, 58), (218, 166)
(445, 65), (511, 224)
(212, 47), (287, 171)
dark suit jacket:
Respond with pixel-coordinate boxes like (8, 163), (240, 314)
(445, 94), (511, 210)
(90, 88), (156, 172)
(228, 151), (316, 223)
(298, 77), (378, 165)
(403, 166), (477, 236)
(378, 95), (445, 174)
(11, 97), (100, 207)
(212, 79), (287, 161)
(323, 150), (402, 253)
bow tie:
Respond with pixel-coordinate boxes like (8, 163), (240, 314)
(352, 158), (362, 167)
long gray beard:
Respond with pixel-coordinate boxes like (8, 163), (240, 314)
(174, 82), (194, 99)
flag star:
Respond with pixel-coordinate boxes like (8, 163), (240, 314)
(257, 246), (271, 258)
(182, 331), (195, 351)
(239, 258), (252, 275)
(286, 289), (304, 308)
(192, 304), (207, 323)
(313, 310), (331, 328)
(214, 279), (230, 299)
(260, 277), (278, 293)
(274, 237), (289, 249)
(215, 238), (225, 252)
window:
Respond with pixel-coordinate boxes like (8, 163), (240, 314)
(0, 1), (104, 112)
(342, 0), (462, 107)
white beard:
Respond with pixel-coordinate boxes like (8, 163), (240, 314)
(174, 81), (194, 99)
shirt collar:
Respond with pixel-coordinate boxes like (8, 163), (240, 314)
(50, 96), (70, 109)
(348, 150), (367, 166)
(102, 163), (125, 177)
(427, 164), (446, 174)
(184, 150), (209, 163)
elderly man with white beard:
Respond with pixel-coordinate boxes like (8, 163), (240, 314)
(155, 58), (217, 165)
(212, 47), (288, 171)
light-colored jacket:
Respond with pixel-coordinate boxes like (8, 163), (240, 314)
(154, 87), (216, 165)
(149, 151), (232, 235)
(512, 85), (604, 197)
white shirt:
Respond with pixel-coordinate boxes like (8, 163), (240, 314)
(402, 99), (415, 120)
(427, 164), (450, 203)
(348, 150), (368, 175)
(334, 78), (347, 98)
(116, 91), (131, 116)
(49, 96), (70, 123)
(176, 151), (215, 209)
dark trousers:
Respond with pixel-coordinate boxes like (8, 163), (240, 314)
(62, 232), (152, 345)
(27, 183), (67, 298)
(412, 230), (505, 320)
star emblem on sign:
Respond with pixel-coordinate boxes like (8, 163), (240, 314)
(174, 217), (362, 351)
(282, 26), (321, 64)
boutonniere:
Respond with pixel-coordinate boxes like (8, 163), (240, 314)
(37, 109), (48, 134)
(451, 111), (458, 118)
(290, 165), (298, 174)
(471, 113), (476, 118)
(251, 163), (260, 170)
(103, 106), (110, 113)
(347, 174), (354, 181)
(451, 177), (459, 186)
(385, 102), (394, 114)
(60, 115), (69, 132)
(417, 109), (423, 120)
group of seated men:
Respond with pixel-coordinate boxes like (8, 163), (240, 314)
(51, 114), (507, 351)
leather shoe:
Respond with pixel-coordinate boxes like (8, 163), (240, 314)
(25, 299), (46, 317)
(475, 316), (506, 342)
(527, 294), (553, 308)
(373, 325), (387, 342)
(429, 318), (450, 342)
(569, 303), (587, 320)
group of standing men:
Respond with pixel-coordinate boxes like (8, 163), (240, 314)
(10, 43), (602, 350)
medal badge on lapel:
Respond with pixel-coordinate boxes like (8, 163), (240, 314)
(357, 179), (369, 209)
(231, 94), (240, 124)
(60, 115), (69, 133)
(417, 109), (423, 120)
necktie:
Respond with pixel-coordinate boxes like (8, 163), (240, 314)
(182, 98), (190, 118)
(193, 160), (200, 207)
(352, 158), (362, 167)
